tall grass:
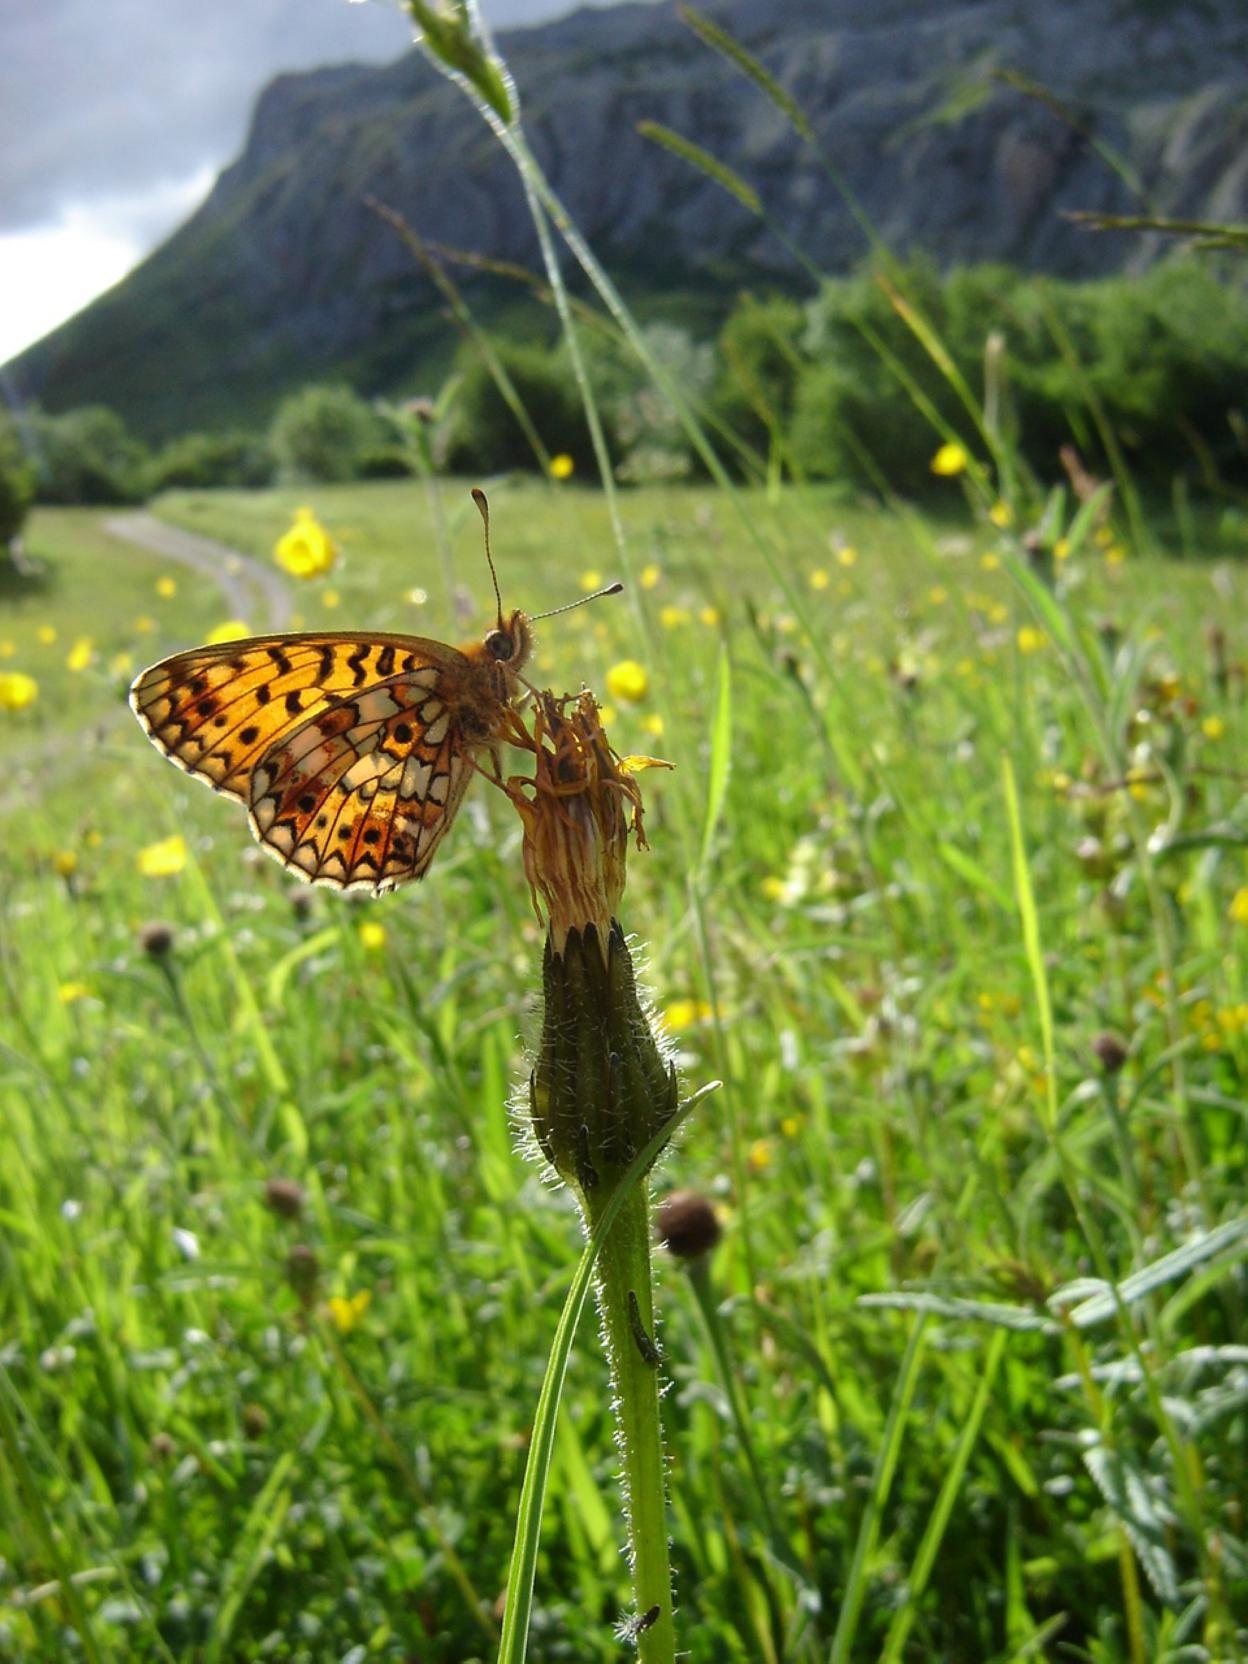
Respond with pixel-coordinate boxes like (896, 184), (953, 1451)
(0, 5), (1246, 1659)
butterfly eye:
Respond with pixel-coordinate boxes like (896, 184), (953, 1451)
(485, 630), (515, 662)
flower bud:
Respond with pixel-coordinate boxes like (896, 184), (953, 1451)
(1092, 1032), (1128, 1075)
(137, 920), (176, 958)
(655, 1190), (721, 1261)
(264, 1178), (305, 1220)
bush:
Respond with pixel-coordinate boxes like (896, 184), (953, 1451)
(28, 406), (149, 505)
(0, 414), (36, 550)
(269, 385), (388, 482)
(443, 338), (597, 475)
(147, 431), (275, 493)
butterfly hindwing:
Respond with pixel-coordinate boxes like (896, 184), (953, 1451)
(247, 671), (475, 893)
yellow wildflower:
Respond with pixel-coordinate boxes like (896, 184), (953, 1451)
(927, 585), (948, 606)
(327, 1290), (372, 1335)
(1094, 525), (1114, 548)
(52, 849), (79, 878)
(1229, 887), (1248, 927)
(321, 589), (340, 609)
(606, 660), (648, 704)
(837, 546), (858, 568)
(137, 834), (188, 878)
(58, 982), (93, 1005)
(36, 625), (57, 645)
(809, 568), (830, 591)
(580, 568), (603, 592)
(0, 639), (14, 658)
(664, 998), (713, 1032)
(549, 453), (575, 481)
(699, 605), (721, 627)
(1106, 544), (1127, 566)
(761, 875), (786, 902)
(981, 551), (1000, 572)
(930, 441), (969, 477)
(1017, 627), (1046, 654)
(1054, 538), (1071, 563)
(110, 651), (134, 676)
(406, 586), (428, 606)
(640, 563), (661, 589)
(274, 507), (336, 579)
(1202, 716), (1225, 740)
(66, 636), (93, 672)
(0, 672), (38, 711)
(781, 1116), (800, 1139)
(641, 713), (664, 738)
(134, 615), (156, 635)
(358, 920), (387, 951)
(748, 1139), (772, 1171)
(155, 576), (177, 599)
(989, 603), (1009, 625)
(659, 606), (690, 630)
(988, 500), (1013, 529)
(205, 619), (250, 645)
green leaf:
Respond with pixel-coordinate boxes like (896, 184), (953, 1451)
(1053, 1217), (1248, 1328)
(858, 1292), (1057, 1333)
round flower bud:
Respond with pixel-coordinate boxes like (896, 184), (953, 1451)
(264, 1178), (305, 1220)
(1092, 1032), (1128, 1075)
(137, 920), (176, 958)
(655, 1190), (721, 1261)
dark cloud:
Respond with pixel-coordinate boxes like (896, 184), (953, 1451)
(0, 0), (606, 234)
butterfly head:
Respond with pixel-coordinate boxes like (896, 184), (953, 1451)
(483, 608), (532, 673)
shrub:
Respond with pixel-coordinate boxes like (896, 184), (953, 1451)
(28, 406), (149, 505)
(269, 385), (388, 482)
(0, 414), (36, 550)
(148, 431), (275, 493)
(443, 338), (597, 475)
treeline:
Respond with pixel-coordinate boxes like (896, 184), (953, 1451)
(2, 258), (1245, 538)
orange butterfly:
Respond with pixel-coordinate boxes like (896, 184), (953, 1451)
(129, 492), (619, 895)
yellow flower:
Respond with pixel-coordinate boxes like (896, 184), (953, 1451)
(780, 1116), (800, 1139)
(155, 576), (177, 599)
(1105, 543), (1127, 566)
(1202, 716), (1225, 740)
(274, 508), (336, 579)
(58, 982), (93, 1005)
(580, 568), (603, 592)
(327, 1289), (372, 1335)
(748, 1139), (772, 1171)
(1229, 887), (1248, 927)
(134, 615), (156, 635)
(0, 639), (14, 658)
(659, 605), (690, 630)
(809, 568), (830, 591)
(927, 585), (948, 606)
(1054, 538), (1071, 563)
(699, 605), (721, 627)
(406, 586), (428, 606)
(110, 651), (134, 677)
(930, 441), (969, 477)
(664, 998), (713, 1032)
(641, 713), (664, 738)
(836, 546), (858, 568)
(989, 603), (1008, 625)
(640, 563), (661, 590)
(137, 834), (187, 878)
(980, 551), (1001, 572)
(66, 636), (93, 672)
(358, 920), (387, 951)
(988, 500), (1013, 529)
(36, 625), (57, 645)
(52, 850), (78, 878)
(205, 619), (251, 645)
(549, 453), (575, 481)
(761, 875), (786, 902)
(1017, 627), (1046, 654)
(1094, 525), (1114, 548)
(606, 660), (648, 704)
(321, 589), (340, 610)
(0, 672), (38, 711)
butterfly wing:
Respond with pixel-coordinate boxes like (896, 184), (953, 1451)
(247, 673), (478, 893)
(129, 632), (469, 806)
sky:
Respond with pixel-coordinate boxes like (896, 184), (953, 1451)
(0, 0), (620, 365)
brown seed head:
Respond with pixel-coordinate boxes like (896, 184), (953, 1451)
(1092, 1032), (1128, 1075)
(137, 920), (176, 958)
(286, 1243), (319, 1309)
(264, 1178), (305, 1220)
(655, 1190), (721, 1261)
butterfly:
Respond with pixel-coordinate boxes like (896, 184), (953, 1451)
(129, 491), (620, 895)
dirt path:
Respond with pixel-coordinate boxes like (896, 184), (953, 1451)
(104, 511), (292, 630)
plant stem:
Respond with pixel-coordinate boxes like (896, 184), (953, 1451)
(589, 1183), (676, 1664)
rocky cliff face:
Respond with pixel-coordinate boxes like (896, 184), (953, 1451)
(9, 0), (1247, 436)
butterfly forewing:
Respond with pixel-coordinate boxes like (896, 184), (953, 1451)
(129, 630), (511, 894)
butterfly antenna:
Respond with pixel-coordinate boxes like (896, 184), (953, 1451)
(471, 487), (504, 629)
(530, 582), (624, 622)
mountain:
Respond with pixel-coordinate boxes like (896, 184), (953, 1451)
(7, 0), (1248, 439)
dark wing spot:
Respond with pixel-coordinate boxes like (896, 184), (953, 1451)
(199, 697), (218, 717)
(347, 645), (370, 686)
(393, 723), (412, 745)
(402, 655), (418, 672)
(269, 647), (293, 675)
(189, 677), (207, 696)
(285, 691), (303, 715)
(213, 715), (227, 729)
(376, 644), (396, 677)
(240, 725), (259, 745)
(362, 827), (380, 845)
(317, 643), (334, 684)
(316, 814), (328, 828)
(298, 793), (317, 813)
(256, 684), (272, 706)
(337, 824), (354, 841)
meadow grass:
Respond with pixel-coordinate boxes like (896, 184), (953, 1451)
(1, 475), (1245, 1660)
